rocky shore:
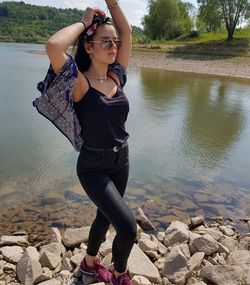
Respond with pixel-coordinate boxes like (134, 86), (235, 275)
(130, 50), (250, 80)
(1, 211), (250, 285)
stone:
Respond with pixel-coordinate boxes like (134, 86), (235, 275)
(191, 234), (219, 256)
(238, 235), (250, 250)
(40, 243), (64, 258)
(34, 267), (52, 284)
(164, 221), (189, 247)
(40, 251), (61, 270)
(62, 227), (90, 248)
(131, 275), (151, 285)
(137, 207), (156, 231)
(161, 244), (191, 285)
(201, 265), (243, 285)
(99, 240), (112, 257)
(0, 246), (23, 264)
(190, 216), (204, 227)
(3, 262), (16, 274)
(219, 235), (238, 251)
(16, 246), (43, 285)
(219, 226), (235, 236)
(50, 228), (62, 244)
(127, 244), (161, 283)
(0, 235), (29, 247)
(188, 252), (205, 272)
(36, 279), (61, 285)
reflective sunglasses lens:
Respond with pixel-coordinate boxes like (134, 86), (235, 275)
(102, 40), (113, 49)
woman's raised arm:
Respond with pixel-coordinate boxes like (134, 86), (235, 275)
(105, 0), (132, 68)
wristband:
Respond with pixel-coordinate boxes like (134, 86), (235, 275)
(78, 21), (87, 30)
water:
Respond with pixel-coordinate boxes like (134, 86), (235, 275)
(1, 42), (250, 236)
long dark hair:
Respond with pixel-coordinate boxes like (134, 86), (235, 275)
(73, 32), (93, 73)
(73, 15), (113, 73)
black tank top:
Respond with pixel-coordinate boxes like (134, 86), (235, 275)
(73, 78), (129, 148)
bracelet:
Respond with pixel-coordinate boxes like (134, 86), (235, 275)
(107, 0), (119, 10)
(78, 21), (86, 30)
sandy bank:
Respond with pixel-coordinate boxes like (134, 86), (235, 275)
(130, 50), (250, 80)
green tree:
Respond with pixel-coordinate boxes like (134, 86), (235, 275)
(142, 0), (192, 40)
(197, 0), (250, 40)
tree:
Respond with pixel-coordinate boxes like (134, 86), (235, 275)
(142, 0), (192, 40)
(198, 0), (249, 40)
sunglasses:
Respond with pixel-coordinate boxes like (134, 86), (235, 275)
(89, 39), (122, 50)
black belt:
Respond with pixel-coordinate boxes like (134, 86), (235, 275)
(82, 141), (128, 153)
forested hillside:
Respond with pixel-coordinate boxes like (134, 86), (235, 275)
(0, 1), (143, 43)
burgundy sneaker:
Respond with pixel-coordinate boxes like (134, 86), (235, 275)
(110, 271), (132, 285)
(80, 257), (112, 283)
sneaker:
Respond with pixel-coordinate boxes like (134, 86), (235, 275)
(80, 257), (112, 283)
(110, 271), (132, 285)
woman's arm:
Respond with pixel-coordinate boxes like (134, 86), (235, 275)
(105, 0), (132, 68)
(45, 7), (103, 74)
(45, 22), (86, 74)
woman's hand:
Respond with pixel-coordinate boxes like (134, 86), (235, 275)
(81, 7), (105, 27)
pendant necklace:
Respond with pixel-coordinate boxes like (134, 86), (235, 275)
(87, 75), (108, 83)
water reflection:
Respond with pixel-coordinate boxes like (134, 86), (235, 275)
(184, 79), (246, 169)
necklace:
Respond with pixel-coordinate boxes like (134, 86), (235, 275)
(87, 76), (108, 83)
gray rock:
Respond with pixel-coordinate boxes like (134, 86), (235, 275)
(0, 246), (23, 264)
(16, 246), (43, 285)
(188, 252), (205, 272)
(161, 244), (191, 285)
(36, 279), (61, 285)
(164, 221), (189, 247)
(238, 235), (250, 250)
(219, 226), (234, 236)
(50, 228), (62, 244)
(191, 216), (204, 227)
(62, 227), (90, 248)
(34, 267), (52, 284)
(128, 244), (161, 283)
(219, 235), (238, 251)
(191, 234), (219, 256)
(40, 243), (65, 258)
(131, 275), (151, 285)
(201, 265), (243, 285)
(40, 251), (61, 270)
(0, 235), (29, 247)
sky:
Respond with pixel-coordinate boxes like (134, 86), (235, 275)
(0, 0), (197, 27)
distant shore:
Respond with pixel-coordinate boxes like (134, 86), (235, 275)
(28, 46), (250, 80)
(130, 50), (250, 80)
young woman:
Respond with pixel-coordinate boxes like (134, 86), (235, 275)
(34, 1), (136, 284)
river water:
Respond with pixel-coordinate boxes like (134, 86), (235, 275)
(1, 42), (250, 238)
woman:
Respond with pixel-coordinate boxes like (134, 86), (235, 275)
(34, 1), (136, 284)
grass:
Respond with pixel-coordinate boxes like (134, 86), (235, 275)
(132, 27), (250, 57)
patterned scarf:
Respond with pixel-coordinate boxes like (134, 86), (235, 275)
(83, 14), (112, 41)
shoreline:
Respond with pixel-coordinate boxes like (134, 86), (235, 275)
(130, 50), (250, 80)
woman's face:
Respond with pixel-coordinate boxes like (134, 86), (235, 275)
(86, 24), (119, 65)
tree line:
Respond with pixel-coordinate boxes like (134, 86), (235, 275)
(0, 1), (143, 43)
(142, 0), (250, 41)
(0, 1), (249, 43)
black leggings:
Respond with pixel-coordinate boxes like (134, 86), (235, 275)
(77, 145), (137, 273)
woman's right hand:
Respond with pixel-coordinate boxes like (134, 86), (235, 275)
(81, 7), (105, 28)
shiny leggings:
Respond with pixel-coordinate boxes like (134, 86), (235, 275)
(77, 146), (137, 273)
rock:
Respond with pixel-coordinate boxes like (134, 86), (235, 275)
(219, 226), (234, 236)
(191, 234), (219, 256)
(0, 246), (23, 263)
(0, 235), (29, 247)
(188, 252), (205, 272)
(50, 228), (62, 244)
(36, 279), (61, 285)
(128, 244), (161, 283)
(226, 250), (250, 266)
(161, 244), (190, 285)
(190, 216), (204, 227)
(99, 240), (112, 257)
(194, 227), (223, 241)
(40, 243), (65, 258)
(201, 265), (243, 285)
(131, 275), (151, 285)
(3, 262), (16, 274)
(34, 267), (52, 284)
(164, 221), (189, 247)
(40, 251), (61, 270)
(62, 227), (90, 248)
(16, 246), (43, 285)
(219, 235), (238, 251)
(238, 235), (250, 250)
(136, 207), (156, 231)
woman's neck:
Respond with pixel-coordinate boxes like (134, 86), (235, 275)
(87, 61), (108, 79)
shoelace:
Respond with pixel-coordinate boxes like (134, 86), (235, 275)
(119, 273), (130, 285)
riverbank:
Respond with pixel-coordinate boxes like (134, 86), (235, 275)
(130, 50), (250, 80)
(0, 214), (250, 285)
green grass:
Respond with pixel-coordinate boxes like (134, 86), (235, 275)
(132, 27), (250, 57)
